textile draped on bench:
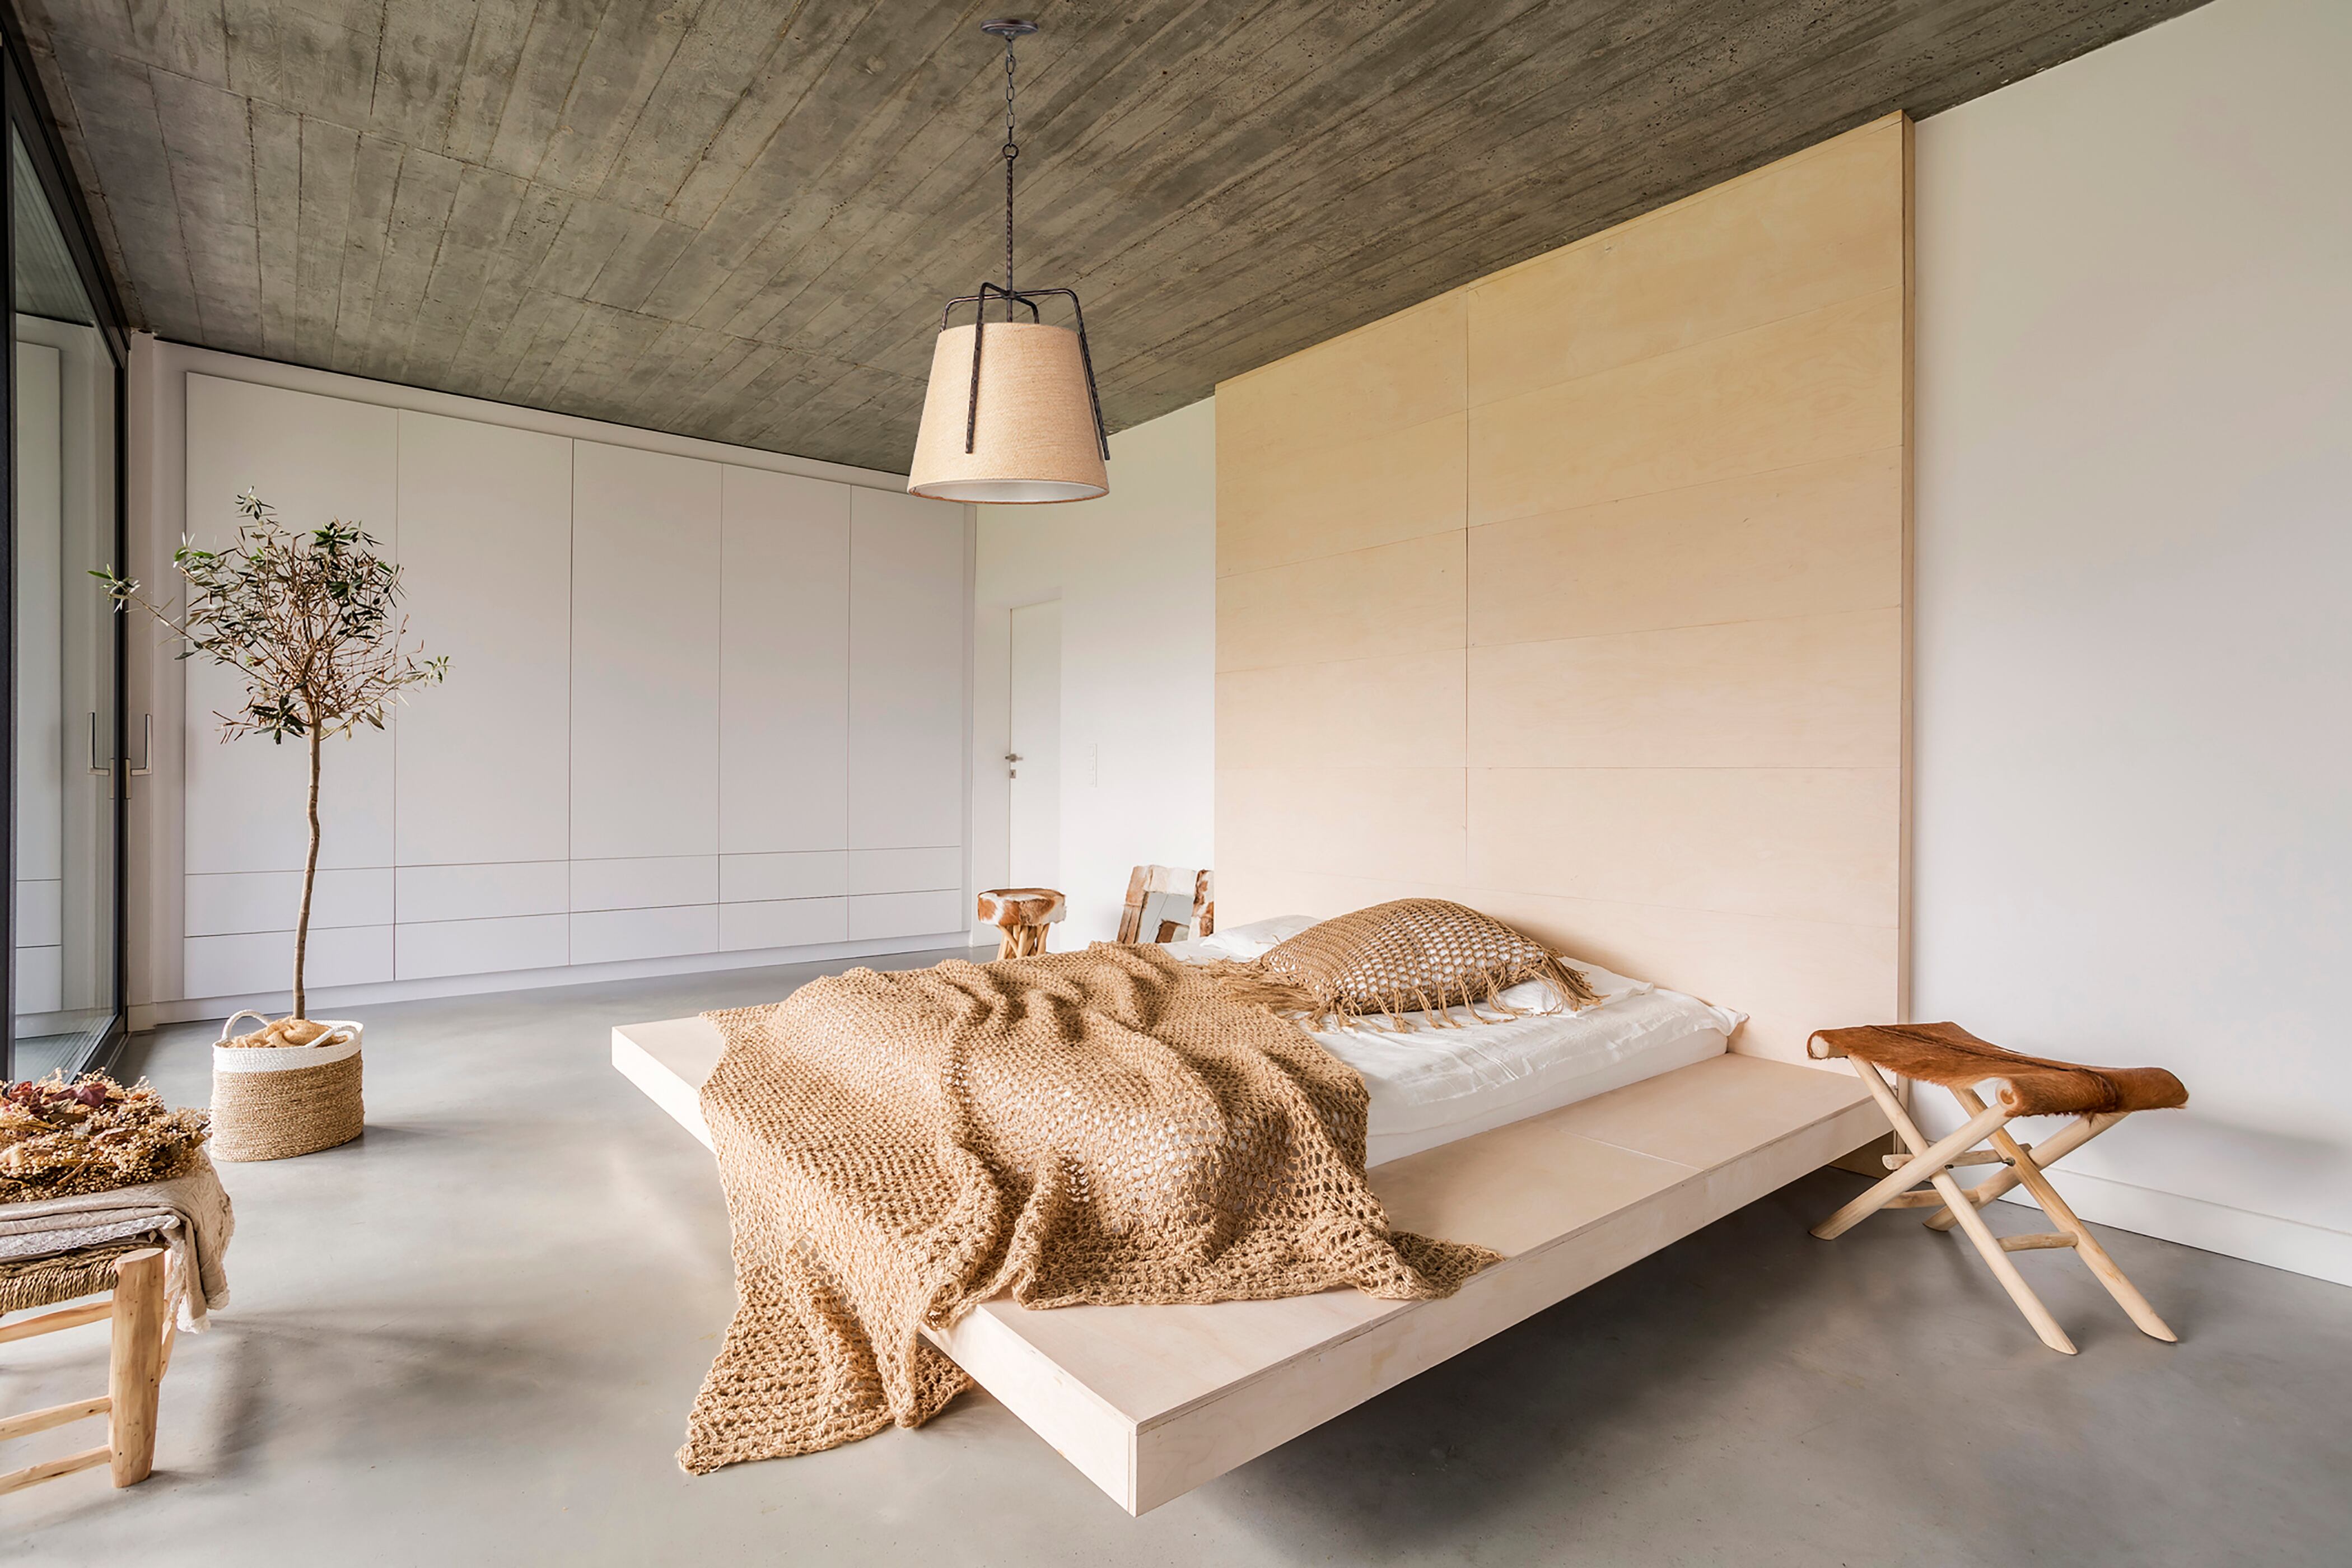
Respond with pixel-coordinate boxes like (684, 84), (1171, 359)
(680, 943), (1495, 1474)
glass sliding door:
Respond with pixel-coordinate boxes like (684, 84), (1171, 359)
(4, 34), (128, 1081)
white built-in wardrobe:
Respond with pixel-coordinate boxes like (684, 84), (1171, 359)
(175, 373), (969, 1001)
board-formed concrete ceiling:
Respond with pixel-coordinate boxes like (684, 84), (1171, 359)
(16, 1), (2206, 473)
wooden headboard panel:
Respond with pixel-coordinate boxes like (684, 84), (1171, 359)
(1214, 115), (1910, 1062)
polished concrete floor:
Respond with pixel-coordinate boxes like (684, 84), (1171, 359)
(8, 950), (2348, 1565)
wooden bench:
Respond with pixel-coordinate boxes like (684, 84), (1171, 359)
(0, 1242), (171, 1496)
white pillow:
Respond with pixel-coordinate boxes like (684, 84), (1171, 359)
(1193, 913), (1322, 962)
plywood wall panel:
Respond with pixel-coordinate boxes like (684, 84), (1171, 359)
(1217, 651), (1467, 771)
(1466, 609), (1902, 771)
(1216, 414), (1466, 579)
(1470, 888), (1902, 1064)
(1217, 532), (1466, 673)
(1467, 767), (1901, 928)
(1215, 116), (1912, 1063)
(1217, 295), (1466, 466)
(1468, 288), (1903, 527)
(1216, 767), (1466, 888)
(1467, 449), (1902, 647)
(1468, 122), (1906, 405)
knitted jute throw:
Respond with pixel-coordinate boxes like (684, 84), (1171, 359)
(679, 943), (1497, 1474)
(1203, 898), (1600, 1033)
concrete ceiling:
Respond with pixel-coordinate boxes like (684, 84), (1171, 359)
(16, 1), (2207, 473)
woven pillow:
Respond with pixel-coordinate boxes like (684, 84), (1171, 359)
(1214, 899), (1598, 1032)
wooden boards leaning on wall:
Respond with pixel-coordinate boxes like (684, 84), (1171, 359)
(1214, 114), (1912, 1062)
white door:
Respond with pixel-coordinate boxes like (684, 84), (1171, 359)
(1007, 601), (1061, 890)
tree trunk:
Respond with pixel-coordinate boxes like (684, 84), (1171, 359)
(293, 726), (323, 1021)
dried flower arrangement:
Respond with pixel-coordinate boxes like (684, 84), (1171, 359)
(0, 1074), (212, 1203)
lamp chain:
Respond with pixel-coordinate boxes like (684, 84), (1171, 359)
(1002, 34), (1019, 304)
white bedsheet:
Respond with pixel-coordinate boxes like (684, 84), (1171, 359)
(1168, 935), (1743, 1166)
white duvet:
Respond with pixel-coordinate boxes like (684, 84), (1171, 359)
(1168, 918), (1744, 1166)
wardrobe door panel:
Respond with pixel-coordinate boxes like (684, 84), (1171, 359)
(393, 861), (570, 925)
(721, 468), (850, 854)
(184, 925), (393, 998)
(185, 868), (393, 936)
(569, 856), (719, 912)
(570, 905), (718, 965)
(183, 376), (396, 874)
(847, 846), (962, 895)
(396, 915), (569, 980)
(720, 851), (849, 903)
(720, 897), (850, 952)
(571, 443), (722, 862)
(848, 890), (964, 941)
(395, 412), (572, 866)
(848, 490), (966, 850)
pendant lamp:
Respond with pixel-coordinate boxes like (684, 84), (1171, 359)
(907, 18), (1110, 503)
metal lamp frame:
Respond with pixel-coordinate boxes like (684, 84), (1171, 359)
(939, 281), (1110, 461)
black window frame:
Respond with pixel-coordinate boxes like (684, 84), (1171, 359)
(1, 9), (133, 1082)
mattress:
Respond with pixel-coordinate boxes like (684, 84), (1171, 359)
(1167, 936), (1742, 1166)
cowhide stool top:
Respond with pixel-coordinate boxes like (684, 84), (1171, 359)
(977, 888), (1066, 959)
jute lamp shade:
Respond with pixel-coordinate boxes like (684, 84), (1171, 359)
(907, 321), (1108, 503)
(906, 17), (1111, 505)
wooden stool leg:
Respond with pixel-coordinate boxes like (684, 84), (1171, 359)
(1812, 1102), (2011, 1240)
(1949, 1089), (2177, 1343)
(995, 930), (1020, 961)
(1924, 1111), (2124, 1231)
(107, 1248), (166, 1487)
(1838, 1061), (2077, 1354)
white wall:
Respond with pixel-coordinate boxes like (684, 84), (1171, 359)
(1912, 0), (2352, 1283)
(972, 399), (1216, 946)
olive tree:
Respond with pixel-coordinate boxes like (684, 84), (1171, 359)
(97, 491), (446, 1022)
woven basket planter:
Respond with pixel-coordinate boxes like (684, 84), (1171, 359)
(211, 1012), (365, 1162)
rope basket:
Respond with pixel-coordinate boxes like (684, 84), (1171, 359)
(211, 1012), (365, 1162)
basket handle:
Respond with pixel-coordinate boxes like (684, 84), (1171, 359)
(216, 1012), (360, 1048)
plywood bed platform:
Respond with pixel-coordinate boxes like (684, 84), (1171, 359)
(614, 1016), (1878, 1514)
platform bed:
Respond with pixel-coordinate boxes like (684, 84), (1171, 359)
(615, 1016), (1876, 1514)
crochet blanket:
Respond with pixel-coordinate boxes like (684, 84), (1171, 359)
(679, 943), (1496, 1473)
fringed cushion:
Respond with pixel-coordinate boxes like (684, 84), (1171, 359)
(1211, 899), (1598, 1032)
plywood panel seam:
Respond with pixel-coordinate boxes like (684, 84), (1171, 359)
(1460, 440), (1904, 543)
(1464, 285), (1902, 423)
(1465, 285), (1903, 416)
(1466, 600), (1900, 653)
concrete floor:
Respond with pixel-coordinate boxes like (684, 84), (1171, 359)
(8, 950), (2348, 1565)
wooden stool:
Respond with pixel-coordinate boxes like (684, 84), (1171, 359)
(978, 888), (1066, 959)
(1807, 1022), (2187, 1354)
(0, 1241), (172, 1494)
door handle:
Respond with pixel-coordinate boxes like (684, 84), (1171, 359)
(130, 713), (152, 777)
(87, 712), (111, 776)
(1005, 751), (1022, 778)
